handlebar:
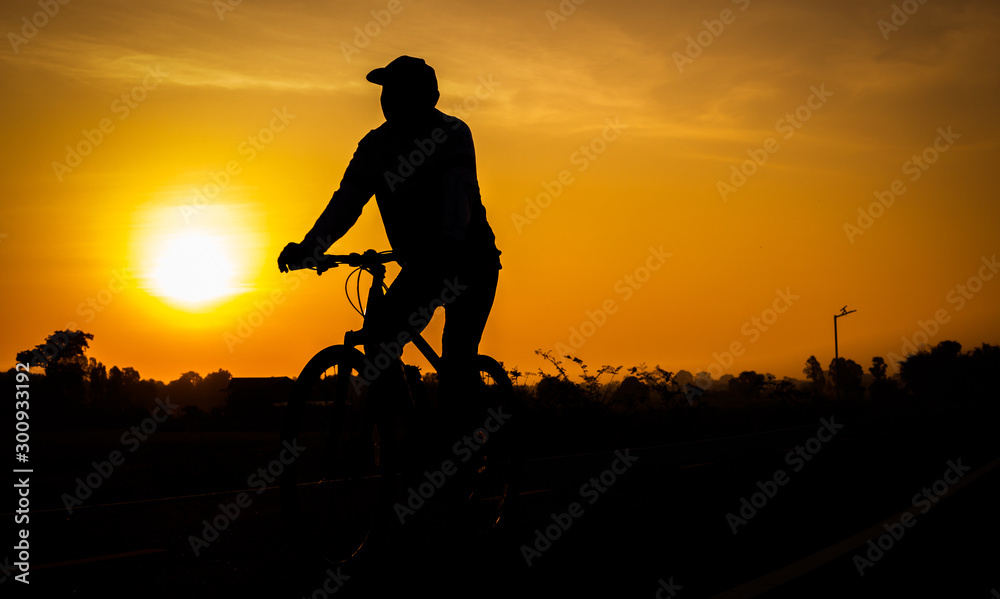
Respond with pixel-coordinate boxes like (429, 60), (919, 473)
(285, 249), (397, 275)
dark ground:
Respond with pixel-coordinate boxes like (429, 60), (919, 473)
(4, 401), (999, 598)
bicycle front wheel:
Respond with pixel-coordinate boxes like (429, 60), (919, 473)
(279, 345), (397, 567)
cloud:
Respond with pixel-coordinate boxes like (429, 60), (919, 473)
(1, 0), (366, 92)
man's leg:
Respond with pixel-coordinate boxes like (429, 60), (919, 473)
(362, 265), (440, 395)
(364, 264), (485, 407)
(439, 265), (500, 427)
(364, 265), (476, 469)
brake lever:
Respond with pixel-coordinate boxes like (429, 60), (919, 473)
(314, 257), (339, 275)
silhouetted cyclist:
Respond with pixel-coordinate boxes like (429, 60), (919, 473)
(278, 55), (502, 424)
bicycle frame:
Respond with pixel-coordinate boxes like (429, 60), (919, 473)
(295, 250), (443, 373)
(344, 259), (443, 374)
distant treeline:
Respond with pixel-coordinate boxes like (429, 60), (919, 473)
(10, 330), (232, 427)
(6, 330), (999, 428)
(526, 342), (998, 411)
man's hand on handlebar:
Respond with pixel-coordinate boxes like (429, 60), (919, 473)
(277, 242), (310, 273)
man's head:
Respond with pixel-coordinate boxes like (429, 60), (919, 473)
(367, 56), (439, 125)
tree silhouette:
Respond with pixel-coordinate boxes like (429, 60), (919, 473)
(610, 376), (651, 410)
(869, 356), (887, 382)
(898, 340), (1000, 404)
(630, 366), (676, 407)
(106, 365), (126, 410)
(673, 370), (694, 389)
(167, 371), (203, 407)
(104, 365), (159, 412)
(763, 374), (797, 405)
(199, 369), (233, 410)
(828, 357), (863, 401)
(967, 343), (1000, 402)
(931, 340), (962, 361)
(88, 358), (109, 408)
(16, 330), (94, 409)
(535, 375), (589, 411)
(803, 355), (826, 396)
(867, 356), (899, 403)
(16, 329), (93, 371)
(729, 370), (766, 400)
(900, 341), (954, 401)
(694, 371), (713, 391)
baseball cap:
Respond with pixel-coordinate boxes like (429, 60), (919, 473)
(366, 55), (438, 96)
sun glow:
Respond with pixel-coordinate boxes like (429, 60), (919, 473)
(150, 232), (239, 306)
(130, 201), (266, 312)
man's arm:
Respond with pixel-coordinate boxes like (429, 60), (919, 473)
(300, 139), (377, 255)
(441, 123), (478, 243)
(300, 181), (369, 254)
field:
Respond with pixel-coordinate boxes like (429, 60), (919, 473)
(5, 387), (999, 598)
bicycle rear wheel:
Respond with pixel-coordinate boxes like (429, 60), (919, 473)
(280, 345), (399, 567)
(458, 355), (521, 536)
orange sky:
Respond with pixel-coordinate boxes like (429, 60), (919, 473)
(2, 0), (999, 384)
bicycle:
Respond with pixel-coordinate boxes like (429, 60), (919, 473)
(278, 249), (520, 570)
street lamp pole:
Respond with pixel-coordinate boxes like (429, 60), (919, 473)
(834, 306), (857, 401)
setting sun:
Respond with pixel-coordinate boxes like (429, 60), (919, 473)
(149, 232), (238, 307)
(128, 202), (266, 314)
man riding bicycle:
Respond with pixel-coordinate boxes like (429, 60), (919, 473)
(278, 56), (502, 417)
